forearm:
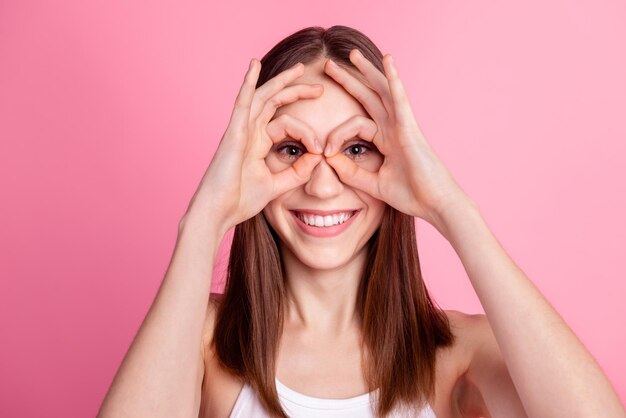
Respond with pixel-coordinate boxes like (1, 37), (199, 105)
(98, 212), (223, 418)
(433, 199), (624, 417)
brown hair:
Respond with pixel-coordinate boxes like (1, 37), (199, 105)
(206, 25), (455, 417)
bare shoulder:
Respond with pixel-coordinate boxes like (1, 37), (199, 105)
(430, 310), (481, 377)
(444, 309), (486, 326)
(446, 309), (502, 370)
(445, 310), (489, 346)
(438, 310), (494, 418)
(441, 309), (494, 373)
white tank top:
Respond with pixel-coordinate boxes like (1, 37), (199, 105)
(229, 378), (438, 418)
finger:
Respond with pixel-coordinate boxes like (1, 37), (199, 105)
(256, 83), (324, 127)
(347, 49), (394, 113)
(325, 153), (381, 199)
(323, 58), (388, 123)
(271, 153), (323, 197)
(323, 115), (380, 157)
(250, 61), (306, 121)
(262, 114), (322, 159)
(226, 58), (261, 136)
(382, 54), (414, 128)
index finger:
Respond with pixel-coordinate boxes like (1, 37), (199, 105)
(262, 113), (322, 159)
(250, 61), (306, 121)
(323, 114), (381, 157)
(325, 152), (381, 199)
(347, 49), (394, 114)
(227, 58), (261, 134)
(323, 58), (388, 124)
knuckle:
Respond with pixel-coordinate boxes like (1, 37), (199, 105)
(274, 113), (292, 125)
(268, 77), (286, 94)
(354, 114), (369, 125)
(267, 96), (282, 109)
(262, 120), (273, 136)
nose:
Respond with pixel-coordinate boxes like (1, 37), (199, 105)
(304, 158), (344, 199)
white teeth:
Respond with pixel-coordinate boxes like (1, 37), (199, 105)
(296, 211), (355, 227)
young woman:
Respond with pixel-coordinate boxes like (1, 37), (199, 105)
(98, 26), (625, 418)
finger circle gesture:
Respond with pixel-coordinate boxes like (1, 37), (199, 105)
(322, 50), (470, 226)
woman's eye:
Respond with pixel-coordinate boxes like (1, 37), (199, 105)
(275, 142), (306, 160)
(343, 142), (373, 160)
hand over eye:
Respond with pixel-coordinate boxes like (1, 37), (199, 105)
(269, 118), (381, 167)
(322, 50), (473, 226)
(182, 59), (324, 235)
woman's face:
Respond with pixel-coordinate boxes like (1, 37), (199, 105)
(262, 59), (386, 270)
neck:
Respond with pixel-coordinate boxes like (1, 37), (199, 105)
(279, 244), (368, 336)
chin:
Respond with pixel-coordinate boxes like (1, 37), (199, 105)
(280, 241), (365, 272)
(298, 254), (351, 271)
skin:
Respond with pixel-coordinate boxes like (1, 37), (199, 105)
(202, 52), (625, 417)
(98, 48), (625, 418)
(200, 58), (503, 417)
(261, 58), (386, 337)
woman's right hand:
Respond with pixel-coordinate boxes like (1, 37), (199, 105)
(180, 59), (324, 236)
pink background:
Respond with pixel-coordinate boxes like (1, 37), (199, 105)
(1, 0), (625, 416)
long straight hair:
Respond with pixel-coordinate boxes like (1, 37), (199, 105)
(207, 25), (455, 418)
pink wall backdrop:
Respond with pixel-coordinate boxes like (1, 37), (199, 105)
(1, 0), (624, 416)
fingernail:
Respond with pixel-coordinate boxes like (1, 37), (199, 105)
(314, 139), (323, 153)
(324, 144), (333, 157)
(328, 59), (339, 69)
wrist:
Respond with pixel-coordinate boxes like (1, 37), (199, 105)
(180, 192), (234, 234)
(429, 194), (481, 239)
(178, 207), (228, 245)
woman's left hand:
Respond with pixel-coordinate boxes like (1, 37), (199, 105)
(322, 49), (474, 229)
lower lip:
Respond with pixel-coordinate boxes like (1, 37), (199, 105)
(291, 210), (360, 238)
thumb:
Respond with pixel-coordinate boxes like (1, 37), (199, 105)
(271, 153), (323, 198)
(325, 154), (381, 199)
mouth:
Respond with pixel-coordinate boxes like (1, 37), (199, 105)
(290, 209), (361, 238)
(290, 209), (359, 227)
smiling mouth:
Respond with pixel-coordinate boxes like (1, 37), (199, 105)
(291, 210), (358, 227)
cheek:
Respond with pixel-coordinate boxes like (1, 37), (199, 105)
(357, 153), (384, 173)
(261, 206), (279, 236)
(372, 202), (387, 224)
(356, 190), (387, 217)
(262, 204), (277, 223)
(262, 199), (288, 231)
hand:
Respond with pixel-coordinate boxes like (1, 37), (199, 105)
(182, 59), (324, 235)
(322, 49), (473, 228)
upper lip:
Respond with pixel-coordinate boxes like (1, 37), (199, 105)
(291, 209), (360, 216)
